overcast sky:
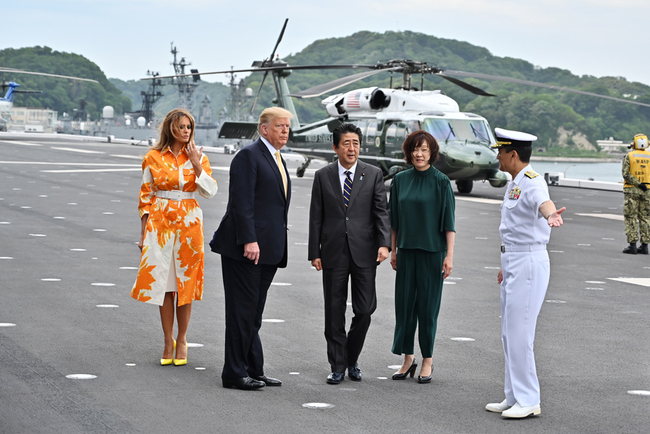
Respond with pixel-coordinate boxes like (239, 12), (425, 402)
(4, 0), (649, 88)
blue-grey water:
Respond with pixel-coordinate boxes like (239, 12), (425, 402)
(531, 161), (623, 183)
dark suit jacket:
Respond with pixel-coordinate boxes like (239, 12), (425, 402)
(210, 139), (291, 267)
(308, 160), (390, 269)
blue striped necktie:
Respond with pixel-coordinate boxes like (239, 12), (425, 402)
(343, 170), (353, 207)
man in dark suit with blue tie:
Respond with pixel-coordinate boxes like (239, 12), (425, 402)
(308, 123), (391, 384)
(211, 107), (293, 390)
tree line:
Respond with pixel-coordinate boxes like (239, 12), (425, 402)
(4, 33), (650, 149)
(0, 46), (131, 119)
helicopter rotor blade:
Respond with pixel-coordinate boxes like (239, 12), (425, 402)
(267, 18), (289, 65)
(140, 64), (374, 81)
(289, 67), (402, 98)
(248, 18), (289, 114)
(0, 68), (99, 83)
(250, 71), (269, 114)
(442, 70), (650, 108)
(435, 72), (496, 97)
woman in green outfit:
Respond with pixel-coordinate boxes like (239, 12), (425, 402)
(389, 130), (456, 384)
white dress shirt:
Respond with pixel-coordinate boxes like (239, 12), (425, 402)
(337, 161), (358, 194)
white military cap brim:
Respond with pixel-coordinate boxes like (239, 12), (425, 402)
(494, 128), (538, 142)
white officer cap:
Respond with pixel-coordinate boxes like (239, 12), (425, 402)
(491, 128), (538, 149)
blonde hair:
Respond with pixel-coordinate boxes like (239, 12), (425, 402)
(257, 107), (294, 135)
(152, 108), (195, 151)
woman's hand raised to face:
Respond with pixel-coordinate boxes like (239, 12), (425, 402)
(185, 140), (204, 177)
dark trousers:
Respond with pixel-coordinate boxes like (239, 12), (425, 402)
(391, 249), (445, 358)
(221, 255), (277, 379)
(322, 240), (377, 373)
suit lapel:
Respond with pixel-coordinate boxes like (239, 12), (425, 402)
(257, 140), (288, 203)
(327, 163), (346, 211)
(347, 161), (365, 210)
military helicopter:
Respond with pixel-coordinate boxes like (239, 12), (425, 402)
(146, 19), (650, 194)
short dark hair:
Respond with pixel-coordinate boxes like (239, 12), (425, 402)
(333, 123), (362, 148)
(402, 130), (439, 165)
(502, 145), (531, 163)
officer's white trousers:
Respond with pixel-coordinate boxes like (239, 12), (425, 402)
(500, 249), (549, 407)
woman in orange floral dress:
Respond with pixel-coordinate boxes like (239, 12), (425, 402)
(131, 108), (217, 366)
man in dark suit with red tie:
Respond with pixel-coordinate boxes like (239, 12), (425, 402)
(210, 107), (293, 390)
(308, 123), (391, 384)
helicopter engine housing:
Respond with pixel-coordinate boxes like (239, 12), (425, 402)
(323, 87), (461, 116)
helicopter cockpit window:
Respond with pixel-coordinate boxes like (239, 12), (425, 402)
(468, 120), (492, 144)
(422, 118), (494, 146)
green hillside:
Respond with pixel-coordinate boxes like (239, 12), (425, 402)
(239, 31), (650, 148)
(5, 34), (650, 149)
(110, 78), (231, 121)
(0, 46), (131, 118)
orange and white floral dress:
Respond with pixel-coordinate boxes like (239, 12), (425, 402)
(131, 147), (217, 306)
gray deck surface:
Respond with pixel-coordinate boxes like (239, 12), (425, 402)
(1, 136), (648, 433)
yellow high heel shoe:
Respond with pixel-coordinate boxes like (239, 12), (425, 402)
(160, 339), (176, 366)
(173, 342), (188, 366)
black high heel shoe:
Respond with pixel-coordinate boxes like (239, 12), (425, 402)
(392, 359), (417, 380)
(418, 365), (433, 384)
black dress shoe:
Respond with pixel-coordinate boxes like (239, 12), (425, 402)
(326, 372), (344, 384)
(222, 376), (265, 390)
(348, 364), (362, 381)
(251, 375), (282, 386)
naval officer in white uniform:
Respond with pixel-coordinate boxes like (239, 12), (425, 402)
(485, 128), (565, 419)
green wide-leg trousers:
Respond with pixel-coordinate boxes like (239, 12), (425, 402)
(391, 248), (445, 358)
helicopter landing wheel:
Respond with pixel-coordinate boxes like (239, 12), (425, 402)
(296, 157), (312, 178)
(456, 180), (473, 194)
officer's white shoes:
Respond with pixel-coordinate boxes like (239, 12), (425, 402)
(501, 402), (541, 418)
(485, 399), (510, 413)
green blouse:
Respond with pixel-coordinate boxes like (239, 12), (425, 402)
(390, 166), (456, 252)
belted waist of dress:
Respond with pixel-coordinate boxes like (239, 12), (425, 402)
(155, 190), (195, 200)
(500, 244), (546, 253)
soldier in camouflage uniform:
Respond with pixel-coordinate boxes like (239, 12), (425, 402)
(622, 134), (650, 254)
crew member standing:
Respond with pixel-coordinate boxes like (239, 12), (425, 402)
(210, 107), (292, 390)
(622, 134), (650, 254)
(485, 128), (565, 419)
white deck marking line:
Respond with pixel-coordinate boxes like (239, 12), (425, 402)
(110, 154), (144, 160)
(41, 168), (142, 173)
(608, 277), (650, 287)
(575, 213), (623, 221)
(51, 147), (105, 154)
(0, 140), (42, 146)
(455, 196), (502, 205)
(0, 161), (139, 167)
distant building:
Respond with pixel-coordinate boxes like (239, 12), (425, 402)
(6, 107), (58, 133)
(597, 137), (626, 153)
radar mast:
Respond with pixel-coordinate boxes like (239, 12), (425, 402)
(170, 43), (198, 113)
